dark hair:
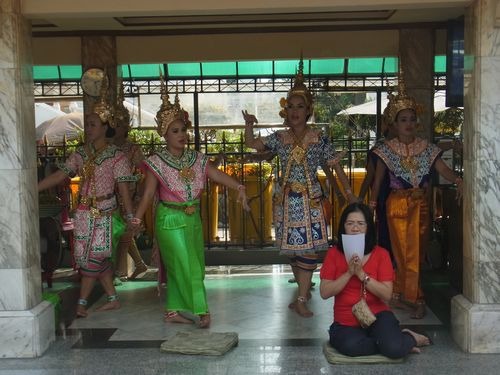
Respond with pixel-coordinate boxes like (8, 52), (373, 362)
(105, 123), (116, 138)
(336, 202), (377, 255)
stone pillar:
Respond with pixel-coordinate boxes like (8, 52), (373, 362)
(81, 36), (117, 115)
(0, 0), (55, 358)
(451, 0), (500, 353)
(399, 28), (435, 140)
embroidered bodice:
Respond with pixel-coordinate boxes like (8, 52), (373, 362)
(145, 148), (208, 202)
(262, 128), (341, 197)
(59, 144), (133, 211)
(373, 137), (442, 189)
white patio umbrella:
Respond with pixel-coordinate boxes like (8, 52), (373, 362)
(336, 91), (452, 116)
(35, 103), (65, 126)
(123, 100), (156, 127)
(36, 112), (84, 144)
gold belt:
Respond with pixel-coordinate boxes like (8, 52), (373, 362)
(79, 193), (115, 206)
(286, 182), (307, 193)
(162, 202), (198, 215)
(391, 188), (425, 199)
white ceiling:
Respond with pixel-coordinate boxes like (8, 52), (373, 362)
(23, 0), (471, 35)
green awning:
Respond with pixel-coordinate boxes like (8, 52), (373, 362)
(33, 56), (446, 81)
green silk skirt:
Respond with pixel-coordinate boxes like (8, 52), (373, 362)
(155, 201), (208, 314)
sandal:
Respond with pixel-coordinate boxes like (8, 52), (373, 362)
(198, 313), (211, 328)
(410, 301), (427, 319)
(164, 311), (193, 324)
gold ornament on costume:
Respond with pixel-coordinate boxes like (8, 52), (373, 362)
(155, 70), (191, 137)
(391, 140), (419, 174)
(179, 165), (195, 183)
(386, 66), (423, 125)
(289, 127), (308, 164)
(115, 78), (131, 129)
(279, 56), (314, 119)
(92, 70), (115, 128)
(401, 156), (418, 173)
(291, 146), (306, 164)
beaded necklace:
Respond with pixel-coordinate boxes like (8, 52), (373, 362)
(80, 143), (109, 218)
(165, 148), (195, 184)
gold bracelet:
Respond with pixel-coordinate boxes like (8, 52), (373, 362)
(130, 217), (142, 225)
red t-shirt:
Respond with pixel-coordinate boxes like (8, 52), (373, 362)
(320, 245), (394, 327)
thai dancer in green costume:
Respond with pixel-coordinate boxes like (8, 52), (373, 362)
(131, 77), (249, 328)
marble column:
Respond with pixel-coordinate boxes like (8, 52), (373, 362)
(81, 36), (117, 115)
(451, 0), (500, 353)
(0, 0), (55, 358)
(399, 28), (435, 140)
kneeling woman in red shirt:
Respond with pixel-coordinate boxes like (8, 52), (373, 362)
(320, 203), (430, 358)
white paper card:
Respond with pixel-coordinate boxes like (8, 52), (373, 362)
(342, 234), (365, 262)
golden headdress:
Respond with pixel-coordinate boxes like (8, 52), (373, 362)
(155, 72), (191, 137)
(381, 78), (395, 134)
(386, 67), (422, 124)
(92, 71), (115, 128)
(115, 78), (131, 129)
(279, 57), (314, 119)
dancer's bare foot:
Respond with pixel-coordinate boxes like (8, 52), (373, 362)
(129, 262), (148, 280)
(288, 291), (312, 309)
(95, 300), (121, 312)
(402, 328), (431, 348)
(76, 304), (88, 318)
(410, 301), (426, 319)
(389, 293), (411, 310)
(164, 311), (193, 324)
(294, 296), (313, 317)
(198, 313), (211, 328)
(389, 299), (412, 310)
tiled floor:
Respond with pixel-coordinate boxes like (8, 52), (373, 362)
(0, 265), (498, 375)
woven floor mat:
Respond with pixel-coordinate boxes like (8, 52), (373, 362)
(160, 331), (238, 356)
(323, 342), (405, 364)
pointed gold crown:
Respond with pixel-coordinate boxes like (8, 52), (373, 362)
(115, 78), (131, 129)
(155, 72), (191, 136)
(92, 70), (115, 128)
(279, 57), (314, 119)
(386, 66), (422, 124)
(381, 77), (395, 134)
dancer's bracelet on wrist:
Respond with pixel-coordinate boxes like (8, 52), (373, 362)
(130, 217), (142, 225)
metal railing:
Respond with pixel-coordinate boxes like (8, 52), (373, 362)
(37, 127), (376, 250)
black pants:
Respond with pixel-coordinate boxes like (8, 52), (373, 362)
(329, 310), (416, 359)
